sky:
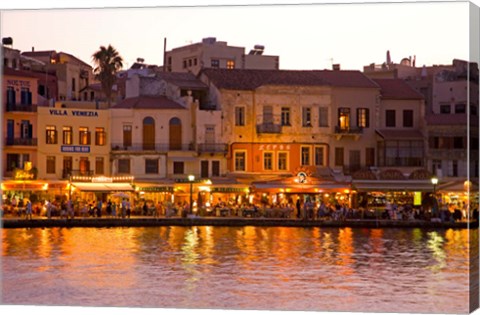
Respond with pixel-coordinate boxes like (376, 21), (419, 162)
(0, 0), (478, 72)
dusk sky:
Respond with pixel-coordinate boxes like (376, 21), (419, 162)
(1, 0), (478, 72)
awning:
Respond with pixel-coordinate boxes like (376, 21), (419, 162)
(376, 129), (424, 140)
(352, 179), (433, 192)
(72, 182), (134, 192)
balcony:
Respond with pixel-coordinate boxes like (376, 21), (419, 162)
(197, 143), (228, 154)
(333, 126), (363, 140)
(111, 143), (194, 152)
(256, 123), (282, 134)
(5, 138), (38, 146)
(5, 104), (38, 112)
(63, 169), (94, 179)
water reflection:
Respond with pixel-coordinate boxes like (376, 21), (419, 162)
(1, 226), (473, 313)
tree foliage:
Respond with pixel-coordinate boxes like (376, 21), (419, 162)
(92, 44), (123, 106)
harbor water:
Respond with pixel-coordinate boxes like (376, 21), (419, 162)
(1, 226), (477, 313)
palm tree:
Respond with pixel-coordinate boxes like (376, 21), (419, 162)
(92, 44), (123, 107)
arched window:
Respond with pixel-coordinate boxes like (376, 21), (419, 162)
(143, 116), (155, 150)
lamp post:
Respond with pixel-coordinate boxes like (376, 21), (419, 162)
(188, 174), (195, 215)
(431, 176), (438, 196)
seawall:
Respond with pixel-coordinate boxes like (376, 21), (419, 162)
(1, 217), (476, 229)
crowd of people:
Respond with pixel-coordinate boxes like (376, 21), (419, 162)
(1, 195), (478, 223)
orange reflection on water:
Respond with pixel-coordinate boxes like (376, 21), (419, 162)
(336, 228), (355, 276)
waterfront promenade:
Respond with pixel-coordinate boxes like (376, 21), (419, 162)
(1, 215), (476, 229)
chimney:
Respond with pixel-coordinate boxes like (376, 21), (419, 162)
(332, 64), (341, 71)
(32, 47), (34, 52)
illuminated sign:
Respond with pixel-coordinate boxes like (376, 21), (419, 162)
(297, 172), (307, 183)
(61, 145), (90, 153)
(92, 176), (113, 183)
(414, 191), (422, 206)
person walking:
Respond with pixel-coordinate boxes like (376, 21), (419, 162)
(97, 199), (103, 218)
(25, 200), (32, 220)
(296, 198), (301, 219)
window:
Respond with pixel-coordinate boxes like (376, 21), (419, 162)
(338, 108), (350, 130)
(366, 148), (375, 167)
(314, 146), (325, 166)
(471, 104), (478, 116)
(281, 107), (291, 126)
(386, 110), (396, 127)
(183, 60), (187, 69)
(7, 86), (15, 106)
(46, 126), (57, 144)
(173, 161), (184, 174)
(95, 127), (106, 145)
(302, 107), (312, 127)
(211, 59), (219, 68)
(118, 159), (130, 174)
(301, 147), (311, 166)
(455, 103), (466, 113)
(72, 78), (76, 92)
(235, 151), (246, 171)
(452, 160), (458, 177)
(145, 159), (159, 174)
(349, 150), (361, 173)
(20, 87), (32, 105)
(278, 152), (288, 171)
(95, 157), (104, 175)
(453, 137), (464, 149)
(264, 152), (273, 170)
(403, 110), (414, 127)
(235, 107), (245, 126)
(79, 157), (90, 175)
(123, 125), (132, 147)
(357, 108), (369, 128)
(46, 156), (56, 174)
(319, 107), (328, 127)
(440, 105), (451, 114)
(335, 147), (344, 166)
(63, 127), (73, 145)
(227, 60), (235, 69)
(79, 127), (91, 145)
(212, 161), (220, 177)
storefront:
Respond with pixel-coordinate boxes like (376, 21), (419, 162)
(251, 173), (351, 207)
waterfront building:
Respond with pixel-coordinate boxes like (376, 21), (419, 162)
(364, 56), (479, 208)
(2, 67), (45, 201)
(164, 37), (279, 75)
(21, 49), (93, 102)
(198, 68), (382, 206)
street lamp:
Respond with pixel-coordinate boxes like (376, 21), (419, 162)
(188, 174), (195, 215)
(431, 177), (438, 196)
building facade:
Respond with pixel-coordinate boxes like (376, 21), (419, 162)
(164, 37), (279, 75)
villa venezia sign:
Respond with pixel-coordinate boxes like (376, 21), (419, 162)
(49, 109), (99, 117)
(61, 145), (90, 153)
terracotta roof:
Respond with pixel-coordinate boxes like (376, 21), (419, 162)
(425, 114), (472, 125)
(376, 129), (425, 140)
(155, 72), (208, 89)
(201, 68), (378, 90)
(373, 79), (424, 100)
(112, 96), (186, 109)
(3, 67), (39, 78)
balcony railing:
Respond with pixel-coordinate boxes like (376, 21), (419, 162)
(197, 143), (228, 154)
(334, 126), (363, 134)
(5, 138), (38, 146)
(111, 143), (194, 152)
(256, 123), (282, 134)
(5, 104), (38, 112)
(62, 169), (94, 179)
